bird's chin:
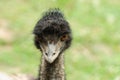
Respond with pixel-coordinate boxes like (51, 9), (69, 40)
(43, 55), (57, 64)
(46, 59), (54, 63)
(45, 57), (56, 64)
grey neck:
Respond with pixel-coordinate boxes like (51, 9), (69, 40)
(38, 53), (65, 80)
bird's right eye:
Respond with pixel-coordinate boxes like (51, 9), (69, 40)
(35, 35), (41, 41)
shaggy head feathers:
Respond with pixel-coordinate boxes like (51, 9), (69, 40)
(42, 8), (64, 20)
(33, 8), (72, 50)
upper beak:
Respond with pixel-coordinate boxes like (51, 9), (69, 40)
(46, 56), (54, 63)
(44, 52), (57, 63)
(43, 43), (60, 63)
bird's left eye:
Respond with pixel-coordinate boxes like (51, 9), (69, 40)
(60, 34), (68, 41)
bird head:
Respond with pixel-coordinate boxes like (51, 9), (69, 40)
(33, 9), (72, 63)
(34, 26), (72, 63)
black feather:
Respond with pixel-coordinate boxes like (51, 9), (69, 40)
(33, 8), (72, 50)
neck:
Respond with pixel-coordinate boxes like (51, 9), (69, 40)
(38, 53), (65, 80)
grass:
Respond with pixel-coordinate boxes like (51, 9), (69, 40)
(0, 0), (120, 80)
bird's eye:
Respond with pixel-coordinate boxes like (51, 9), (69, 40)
(60, 34), (68, 41)
(35, 35), (41, 41)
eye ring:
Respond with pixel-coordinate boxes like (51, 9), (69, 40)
(60, 34), (68, 41)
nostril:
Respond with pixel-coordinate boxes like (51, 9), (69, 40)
(53, 53), (56, 56)
(45, 53), (48, 56)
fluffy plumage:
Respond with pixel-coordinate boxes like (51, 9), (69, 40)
(33, 8), (72, 51)
(33, 8), (72, 80)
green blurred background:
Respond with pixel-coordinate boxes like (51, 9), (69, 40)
(0, 0), (120, 80)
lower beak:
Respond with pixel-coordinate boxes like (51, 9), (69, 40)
(47, 57), (53, 63)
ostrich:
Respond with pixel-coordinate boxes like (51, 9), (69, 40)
(33, 8), (72, 80)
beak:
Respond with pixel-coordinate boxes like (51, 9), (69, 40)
(44, 52), (59, 63)
(43, 43), (60, 63)
(46, 55), (54, 63)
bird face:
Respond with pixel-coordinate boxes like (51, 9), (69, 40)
(35, 34), (70, 63)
